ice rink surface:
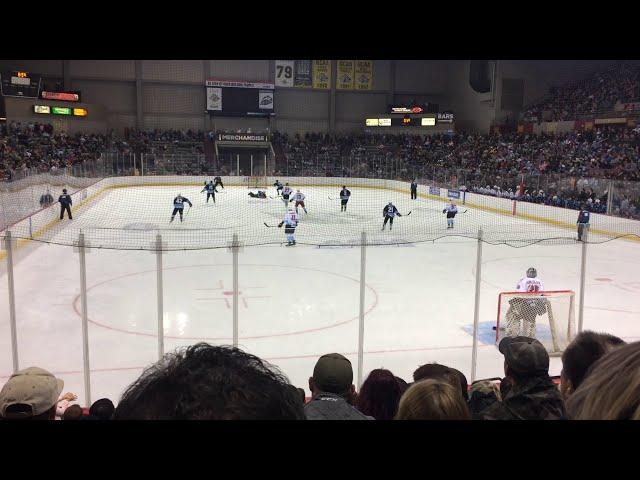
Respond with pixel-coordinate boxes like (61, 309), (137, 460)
(1, 184), (639, 402)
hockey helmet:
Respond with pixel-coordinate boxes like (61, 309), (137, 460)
(526, 267), (537, 278)
(62, 188), (67, 194)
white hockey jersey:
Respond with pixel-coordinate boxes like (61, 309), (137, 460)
(282, 186), (293, 196)
(283, 211), (299, 226)
(516, 277), (544, 293)
(292, 192), (305, 202)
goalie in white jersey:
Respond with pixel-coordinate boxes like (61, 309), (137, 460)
(505, 267), (549, 338)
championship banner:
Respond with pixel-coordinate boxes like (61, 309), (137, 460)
(294, 60), (312, 88)
(206, 87), (222, 111)
(312, 60), (331, 89)
(336, 60), (355, 90)
(354, 60), (373, 90)
(274, 60), (295, 87)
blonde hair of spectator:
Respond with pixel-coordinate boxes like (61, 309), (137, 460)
(395, 379), (471, 420)
(565, 342), (640, 420)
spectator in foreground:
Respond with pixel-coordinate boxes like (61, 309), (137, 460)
(305, 353), (372, 420)
(468, 380), (501, 420)
(89, 398), (115, 420)
(480, 336), (566, 420)
(0, 367), (64, 421)
(560, 331), (625, 399)
(355, 369), (403, 420)
(413, 363), (469, 402)
(566, 341), (640, 420)
(395, 379), (471, 420)
(113, 343), (304, 420)
(63, 404), (84, 420)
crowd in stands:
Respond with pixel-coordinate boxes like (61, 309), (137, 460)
(272, 126), (640, 218)
(2, 334), (638, 420)
(522, 62), (640, 122)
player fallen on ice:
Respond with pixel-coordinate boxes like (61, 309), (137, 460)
(291, 189), (308, 215)
(443, 202), (458, 229)
(248, 190), (267, 199)
(503, 268), (548, 338)
(201, 180), (219, 203)
(382, 202), (401, 231)
(577, 204), (590, 242)
(278, 207), (299, 246)
(410, 179), (418, 200)
(213, 176), (224, 189)
(273, 179), (283, 196)
(170, 194), (193, 223)
(59, 188), (73, 220)
(340, 186), (351, 212)
(281, 183), (293, 207)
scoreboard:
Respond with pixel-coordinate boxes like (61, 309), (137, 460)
(206, 79), (275, 117)
(1, 71), (42, 98)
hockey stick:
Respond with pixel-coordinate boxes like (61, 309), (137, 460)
(404, 211), (412, 216)
(183, 205), (192, 219)
(328, 196), (338, 200)
(263, 222), (280, 228)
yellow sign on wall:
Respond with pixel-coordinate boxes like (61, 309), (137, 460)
(336, 60), (355, 90)
(354, 60), (373, 90)
(312, 60), (331, 89)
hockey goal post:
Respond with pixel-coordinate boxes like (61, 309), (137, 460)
(496, 290), (576, 356)
(244, 175), (269, 189)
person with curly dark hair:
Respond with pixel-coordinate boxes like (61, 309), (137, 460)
(113, 343), (305, 420)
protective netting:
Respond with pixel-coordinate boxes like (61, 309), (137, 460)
(496, 291), (576, 354)
(1, 171), (639, 251)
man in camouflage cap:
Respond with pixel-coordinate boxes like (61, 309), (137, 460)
(0, 367), (64, 420)
(480, 337), (566, 420)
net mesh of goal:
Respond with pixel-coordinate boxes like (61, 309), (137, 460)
(496, 290), (576, 355)
(245, 176), (269, 189)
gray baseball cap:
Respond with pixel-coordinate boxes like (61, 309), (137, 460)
(0, 367), (64, 418)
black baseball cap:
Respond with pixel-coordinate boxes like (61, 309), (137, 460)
(498, 336), (549, 375)
(312, 353), (353, 395)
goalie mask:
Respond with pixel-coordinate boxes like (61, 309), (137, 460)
(526, 267), (537, 278)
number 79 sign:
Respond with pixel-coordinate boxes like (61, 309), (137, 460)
(275, 60), (294, 87)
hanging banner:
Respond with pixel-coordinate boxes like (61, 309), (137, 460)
(312, 60), (331, 89)
(206, 87), (222, 111)
(354, 60), (373, 90)
(294, 60), (312, 88)
(274, 60), (295, 87)
(336, 60), (355, 90)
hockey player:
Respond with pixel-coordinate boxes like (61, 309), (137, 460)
(410, 179), (418, 200)
(382, 202), (401, 231)
(40, 189), (54, 208)
(248, 190), (267, 199)
(58, 188), (73, 220)
(339, 186), (351, 212)
(273, 180), (284, 196)
(278, 207), (299, 246)
(443, 202), (458, 229)
(213, 176), (224, 189)
(577, 205), (590, 241)
(170, 194), (193, 223)
(281, 183), (293, 207)
(291, 189), (308, 215)
(201, 180), (218, 203)
(504, 268), (547, 338)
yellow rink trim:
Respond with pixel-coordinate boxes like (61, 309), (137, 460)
(1, 181), (638, 262)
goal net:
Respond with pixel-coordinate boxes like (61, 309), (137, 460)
(244, 175), (269, 189)
(496, 290), (576, 355)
